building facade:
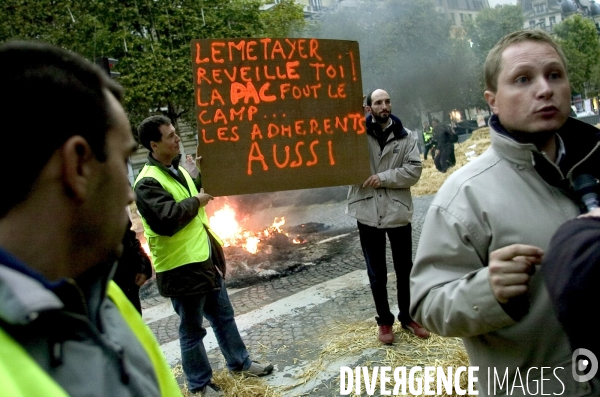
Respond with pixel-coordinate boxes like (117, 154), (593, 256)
(520, 0), (564, 32)
(520, 0), (600, 32)
(435, 0), (491, 27)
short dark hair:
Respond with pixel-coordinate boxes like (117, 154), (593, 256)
(366, 91), (374, 106)
(137, 115), (172, 152)
(0, 40), (124, 217)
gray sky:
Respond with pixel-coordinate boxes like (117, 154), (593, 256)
(488, 0), (517, 8)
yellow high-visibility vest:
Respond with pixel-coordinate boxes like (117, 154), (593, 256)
(0, 281), (182, 396)
(134, 164), (221, 273)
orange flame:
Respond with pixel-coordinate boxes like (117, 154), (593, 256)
(208, 205), (304, 254)
(209, 204), (241, 247)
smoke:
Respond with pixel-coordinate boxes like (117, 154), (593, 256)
(295, 0), (479, 129)
(207, 0), (480, 222)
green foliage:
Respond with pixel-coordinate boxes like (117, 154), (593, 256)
(463, 4), (523, 107)
(261, 0), (306, 38)
(463, 5), (524, 66)
(1, 0), (305, 129)
(553, 14), (600, 95)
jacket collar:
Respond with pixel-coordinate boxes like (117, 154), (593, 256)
(146, 153), (189, 186)
(488, 115), (540, 165)
(366, 114), (407, 140)
(0, 264), (63, 326)
(147, 152), (182, 170)
(0, 245), (116, 327)
(489, 114), (600, 187)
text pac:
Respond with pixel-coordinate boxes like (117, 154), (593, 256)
(190, 38), (370, 197)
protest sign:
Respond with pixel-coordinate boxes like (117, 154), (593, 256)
(191, 38), (369, 196)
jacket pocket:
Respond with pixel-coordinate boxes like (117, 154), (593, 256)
(347, 186), (377, 223)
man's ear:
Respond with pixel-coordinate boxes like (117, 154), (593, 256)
(61, 136), (95, 200)
(484, 90), (498, 114)
(150, 141), (158, 152)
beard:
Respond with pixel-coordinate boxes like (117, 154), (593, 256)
(373, 113), (390, 124)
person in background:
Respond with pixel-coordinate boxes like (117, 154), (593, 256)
(183, 154), (200, 178)
(410, 30), (600, 395)
(346, 89), (429, 345)
(422, 121), (434, 160)
(135, 115), (273, 397)
(431, 118), (456, 173)
(0, 40), (180, 397)
(113, 218), (153, 314)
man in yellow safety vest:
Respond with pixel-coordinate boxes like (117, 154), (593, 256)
(0, 41), (181, 397)
(135, 115), (273, 396)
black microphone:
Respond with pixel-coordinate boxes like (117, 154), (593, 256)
(573, 174), (600, 212)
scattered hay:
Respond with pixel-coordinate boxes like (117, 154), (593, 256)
(413, 128), (491, 197)
(288, 321), (474, 396)
(175, 364), (283, 397)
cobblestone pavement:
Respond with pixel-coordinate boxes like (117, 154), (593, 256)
(141, 192), (436, 396)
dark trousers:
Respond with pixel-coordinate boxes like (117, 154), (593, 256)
(434, 144), (456, 173)
(357, 221), (414, 326)
(115, 282), (142, 314)
(424, 143), (432, 160)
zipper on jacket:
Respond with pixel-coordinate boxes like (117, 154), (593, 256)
(566, 141), (600, 181)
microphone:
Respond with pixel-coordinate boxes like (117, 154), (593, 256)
(573, 174), (600, 212)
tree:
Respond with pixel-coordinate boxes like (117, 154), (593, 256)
(463, 4), (523, 108)
(463, 5), (524, 66)
(553, 14), (600, 96)
(303, 0), (478, 127)
(1, 0), (305, 127)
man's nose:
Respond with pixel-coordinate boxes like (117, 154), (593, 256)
(536, 77), (553, 98)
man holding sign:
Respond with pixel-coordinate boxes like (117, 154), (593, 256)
(346, 89), (427, 344)
(134, 116), (273, 396)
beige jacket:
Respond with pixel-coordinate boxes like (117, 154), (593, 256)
(346, 115), (422, 228)
(410, 118), (600, 396)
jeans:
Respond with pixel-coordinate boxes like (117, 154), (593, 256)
(171, 276), (251, 392)
(357, 221), (414, 326)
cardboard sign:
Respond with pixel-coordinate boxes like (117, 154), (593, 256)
(190, 38), (370, 197)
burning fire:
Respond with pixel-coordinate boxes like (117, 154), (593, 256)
(208, 204), (302, 254)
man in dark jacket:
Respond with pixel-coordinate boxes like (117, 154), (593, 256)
(431, 118), (456, 173)
(134, 115), (272, 396)
(346, 89), (428, 344)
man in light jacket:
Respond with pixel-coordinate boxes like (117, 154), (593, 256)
(346, 89), (427, 344)
(410, 30), (600, 396)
